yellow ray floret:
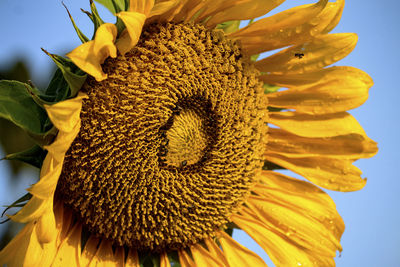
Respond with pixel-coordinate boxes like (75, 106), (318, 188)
(67, 23), (117, 81)
(7, 94), (86, 246)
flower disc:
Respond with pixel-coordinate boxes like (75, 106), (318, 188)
(57, 23), (268, 251)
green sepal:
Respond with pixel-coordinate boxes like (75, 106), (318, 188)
(140, 253), (160, 267)
(3, 145), (46, 169)
(1, 193), (32, 221)
(81, 0), (105, 37)
(62, 2), (90, 43)
(95, 0), (127, 14)
(27, 126), (58, 147)
(42, 49), (87, 98)
(263, 83), (280, 94)
(216, 20), (240, 34)
(0, 80), (49, 136)
(43, 69), (70, 103)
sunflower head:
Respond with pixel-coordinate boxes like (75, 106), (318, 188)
(0, 0), (377, 266)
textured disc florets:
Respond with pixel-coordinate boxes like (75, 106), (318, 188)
(57, 23), (267, 251)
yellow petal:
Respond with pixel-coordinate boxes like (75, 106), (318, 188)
(319, 0), (345, 34)
(257, 170), (344, 241)
(126, 249), (140, 267)
(204, 237), (229, 266)
(228, 0), (328, 55)
(80, 236), (100, 266)
(266, 127), (377, 159)
(36, 210), (57, 243)
(0, 222), (41, 267)
(10, 196), (51, 223)
(191, 242), (225, 266)
(13, 94), (86, 225)
(264, 153), (366, 191)
(204, 0), (286, 28)
(115, 247), (125, 267)
(231, 211), (314, 267)
(269, 111), (367, 138)
(217, 230), (267, 267)
(44, 93), (87, 133)
(88, 240), (115, 267)
(255, 33), (357, 74)
(28, 159), (62, 199)
(67, 23), (117, 81)
(160, 251), (171, 267)
(147, 0), (187, 23)
(247, 195), (340, 257)
(149, 0), (179, 18)
(51, 223), (82, 266)
(260, 66), (372, 88)
(115, 11), (147, 55)
(128, 0), (154, 14)
(266, 71), (372, 115)
(178, 249), (195, 267)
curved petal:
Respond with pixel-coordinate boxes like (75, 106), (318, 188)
(0, 222), (41, 267)
(149, 0), (179, 18)
(269, 111), (367, 138)
(255, 33), (357, 74)
(246, 195), (340, 257)
(260, 66), (372, 87)
(228, 0), (330, 55)
(115, 11), (147, 55)
(257, 170), (344, 241)
(266, 127), (377, 159)
(231, 211), (314, 266)
(264, 153), (366, 191)
(217, 230), (267, 267)
(204, 0), (286, 28)
(128, 0), (154, 14)
(10, 94), (86, 231)
(88, 240), (115, 266)
(125, 249), (140, 267)
(204, 237), (229, 266)
(115, 247), (125, 267)
(80, 236), (101, 267)
(191, 242), (225, 266)
(36, 210), (57, 243)
(51, 223), (82, 266)
(67, 23), (117, 81)
(160, 251), (171, 267)
(178, 249), (195, 267)
(266, 70), (372, 115)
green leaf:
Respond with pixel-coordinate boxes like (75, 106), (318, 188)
(62, 2), (90, 43)
(42, 49), (87, 98)
(95, 0), (127, 14)
(216, 20), (240, 34)
(3, 145), (46, 168)
(0, 80), (48, 135)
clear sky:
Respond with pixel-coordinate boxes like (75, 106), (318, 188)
(0, 0), (398, 266)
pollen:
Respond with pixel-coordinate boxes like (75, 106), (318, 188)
(56, 23), (268, 252)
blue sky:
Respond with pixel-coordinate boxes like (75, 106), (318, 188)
(0, 0), (398, 266)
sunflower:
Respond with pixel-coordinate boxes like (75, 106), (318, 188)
(0, 0), (377, 266)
